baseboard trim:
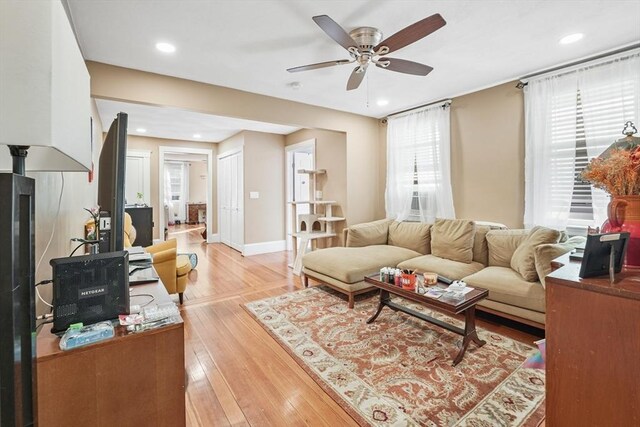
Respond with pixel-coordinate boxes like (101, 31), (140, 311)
(243, 240), (287, 256)
(208, 233), (221, 243)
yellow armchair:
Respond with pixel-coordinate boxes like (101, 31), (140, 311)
(145, 238), (191, 304)
(124, 212), (137, 248)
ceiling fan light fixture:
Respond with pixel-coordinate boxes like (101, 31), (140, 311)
(559, 33), (584, 45)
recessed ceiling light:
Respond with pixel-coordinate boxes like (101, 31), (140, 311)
(559, 33), (584, 45)
(155, 42), (176, 53)
(193, 134), (202, 139)
(136, 128), (147, 133)
(377, 99), (389, 106)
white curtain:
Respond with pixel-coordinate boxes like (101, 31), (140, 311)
(579, 53), (640, 226)
(385, 104), (455, 222)
(524, 73), (578, 229)
(524, 49), (640, 230)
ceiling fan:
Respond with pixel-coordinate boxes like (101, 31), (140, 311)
(287, 13), (446, 90)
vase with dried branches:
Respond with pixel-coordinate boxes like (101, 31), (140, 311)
(582, 122), (640, 268)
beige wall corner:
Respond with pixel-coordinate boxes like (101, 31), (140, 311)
(86, 61), (381, 227)
(450, 81), (525, 228)
(285, 128), (348, 246)
(33, 98), (104, 316)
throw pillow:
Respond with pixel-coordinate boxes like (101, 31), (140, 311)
(486, 229), (529, 267)
(511, 226), (561, 282)
(388, 221), (431, 254)
(534, 236), (586, 288)
(430, 218), (475, 263)
(345, 218), (393, 248)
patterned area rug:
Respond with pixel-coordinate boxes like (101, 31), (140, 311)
(244, 287), (545, 426)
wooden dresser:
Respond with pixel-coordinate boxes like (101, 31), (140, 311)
(545, 254), (640, 426)
(36, 282), (185, 426)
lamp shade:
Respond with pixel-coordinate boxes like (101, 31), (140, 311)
(0, 0), (91, 172)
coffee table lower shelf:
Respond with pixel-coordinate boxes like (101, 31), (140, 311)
(364, 276), (489, 366)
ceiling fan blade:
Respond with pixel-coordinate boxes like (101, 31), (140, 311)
(346, 65), (367, 91)
(376, 58), (433, 76)
(287, 59), (352, 73)
(312, 15), (358, 52)
(375, 13), (446, 54)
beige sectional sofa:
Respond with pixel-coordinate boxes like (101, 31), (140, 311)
(302, 218), (584, 328)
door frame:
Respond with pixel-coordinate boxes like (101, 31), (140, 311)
(125, 149), (151, 206)
(159, 146), (214, 243)
(217, 147), (244, 253)
(285, 139), (316, 250)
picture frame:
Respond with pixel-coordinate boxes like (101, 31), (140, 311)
(579, 232), (630, 279)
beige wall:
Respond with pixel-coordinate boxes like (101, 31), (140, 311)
(243, 131), (285, 244)
(285, 128), (347, 246)
(450, 81), (525, 228)
(126, 135), (217, 238)
(33, 99), (103, 315)
(378, 81), (525, 229)
(188, 160), (208, 204)
(87, 62), (384, 227)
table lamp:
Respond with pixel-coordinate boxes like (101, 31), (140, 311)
(0, 1), (91, 425)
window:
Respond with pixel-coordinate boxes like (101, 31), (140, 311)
(524, 50), (639, 232)
(385, 103), (455, 223)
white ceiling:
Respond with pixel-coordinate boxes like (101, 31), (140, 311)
(95, 99), (300, 142)
(70, 1), (640, 119)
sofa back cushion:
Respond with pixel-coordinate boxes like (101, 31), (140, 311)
(471, 225), (491, 266)
(431, 218), (476, 263)
(511, 226), (561, 282)
(345, 218), (393, 248)
(486, 229), (529, 267)
(388, 221), (431, 254)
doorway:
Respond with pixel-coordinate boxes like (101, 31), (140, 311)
(217, 149), (244, 252)
(158, 146), (214, 243)
(285, 139), (315, 250)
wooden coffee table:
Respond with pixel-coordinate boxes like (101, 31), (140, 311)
(364, 275), (489, 366)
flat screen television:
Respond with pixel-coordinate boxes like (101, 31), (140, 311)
(98, 112), (127, 253)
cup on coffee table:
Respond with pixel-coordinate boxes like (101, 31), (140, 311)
(423, 272), (438, 285)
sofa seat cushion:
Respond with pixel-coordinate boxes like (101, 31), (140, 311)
(463, 266), (545, 313)
(302, 245), (421, 284)
(397, 255), (484, 280)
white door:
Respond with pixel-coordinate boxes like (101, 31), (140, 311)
(219, 157), (231, 245)
(230, 153), (244, 251)
(125, 150), (151, 205)
(166, 162), (189, 222)
(218, 151), (243, 252)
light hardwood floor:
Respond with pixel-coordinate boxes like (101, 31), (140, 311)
(171, 225), (544, 426)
